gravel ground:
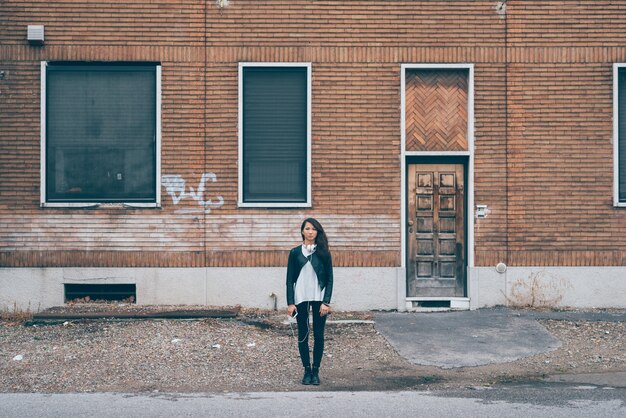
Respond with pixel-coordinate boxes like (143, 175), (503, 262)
(1, 306), (625, 393)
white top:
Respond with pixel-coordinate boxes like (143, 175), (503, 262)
(294, 244), (324, 305)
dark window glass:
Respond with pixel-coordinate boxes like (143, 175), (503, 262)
(46, 63), (157, 202)
(620, 68), (626, 202)
(242, 67), (307, 203)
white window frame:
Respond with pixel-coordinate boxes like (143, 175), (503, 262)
(238, 62), (312, 208)
(614, 63), (626, 207)
(40, 61), (161, 208)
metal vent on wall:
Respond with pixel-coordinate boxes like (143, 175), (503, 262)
(27, 25), (44, 45)
(64, 284), (136, 303)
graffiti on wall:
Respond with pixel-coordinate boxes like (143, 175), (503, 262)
(162, 172), (224, 213)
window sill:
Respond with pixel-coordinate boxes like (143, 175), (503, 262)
(41, 202), (160, 209)
(238, 202), (311, 209)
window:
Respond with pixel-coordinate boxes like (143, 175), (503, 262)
(42, 62), (160, 206)
(613, 64), (626, 206)
(238, 63), (311, 207)
(615, 64), (626, 206)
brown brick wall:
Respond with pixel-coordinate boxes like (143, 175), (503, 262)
(206, 1), (503, 47)
(505, 63), (623, 265)
(473, 63), (508, 265)
(509, 1), (626, 47)
(0, 0), (205, 46)
(1, 1), (626, 268)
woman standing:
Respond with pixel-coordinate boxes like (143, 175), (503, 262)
(286, 218), (333, 385)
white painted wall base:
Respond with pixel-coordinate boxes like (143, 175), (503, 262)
(3, 266), (625, 313)
(470, 266), (626, 309)
(0, 267), (403, 313)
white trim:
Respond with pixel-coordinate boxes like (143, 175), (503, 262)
(40, 61), (47, 206)
(156, 64), (162, 207)
(410, 305), (470, 312)
(238, 202), (313, 208)
(614, 63), (620, 206)
(468, 64), (475, 268)
(405, 297), (471, 311)
(403, 63), (474, 70)
(40, 202), (160, 209)
(405, 151), (471, 157)
(400, 63), (475, 299)
(238, 63), (244, 206)
(39, 63), (162, 208)
(405, 297), (470, 302)
(400, 65), (406, 268)
(42, 203), (100, 209)
(238, 62), (312, 208)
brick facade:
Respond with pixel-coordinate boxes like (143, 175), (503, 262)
(1, 0), (626, 270)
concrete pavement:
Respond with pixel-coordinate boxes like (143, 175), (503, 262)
(373, 307), (614, 368)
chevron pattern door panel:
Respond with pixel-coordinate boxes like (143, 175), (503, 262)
(405, 69), (468, 152)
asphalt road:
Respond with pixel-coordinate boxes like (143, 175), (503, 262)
(1, 383), (624, 418)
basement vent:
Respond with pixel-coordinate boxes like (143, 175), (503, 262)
(412, 300), (451, 308)
(64, 284), (136, 303)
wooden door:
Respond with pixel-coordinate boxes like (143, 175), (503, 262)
(407, 164), (465, 297)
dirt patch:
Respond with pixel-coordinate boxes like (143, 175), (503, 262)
(1, 309), (625, 393)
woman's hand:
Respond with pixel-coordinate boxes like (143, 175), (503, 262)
(320, 303), (330, 317)
(287, 304), (297, 317)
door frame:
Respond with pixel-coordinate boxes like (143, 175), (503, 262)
(400, 63), (475, 308)
(406, 158), (468, 297)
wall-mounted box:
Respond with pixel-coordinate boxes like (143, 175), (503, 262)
(476, 204), (488, 218)
(27, 25), (44, 45)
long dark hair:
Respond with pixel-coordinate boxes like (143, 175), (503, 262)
(301, 218), (330, 263)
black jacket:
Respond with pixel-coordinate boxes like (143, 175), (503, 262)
(286, 245), (334, 305)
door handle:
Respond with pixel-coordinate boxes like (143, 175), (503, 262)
(408, 221), (414, 226)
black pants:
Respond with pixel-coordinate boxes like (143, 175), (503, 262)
(295, 301), (327, 368)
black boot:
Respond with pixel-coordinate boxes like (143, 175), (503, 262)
(311, 366), (320, 385)
(301, 366), (312, 385)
